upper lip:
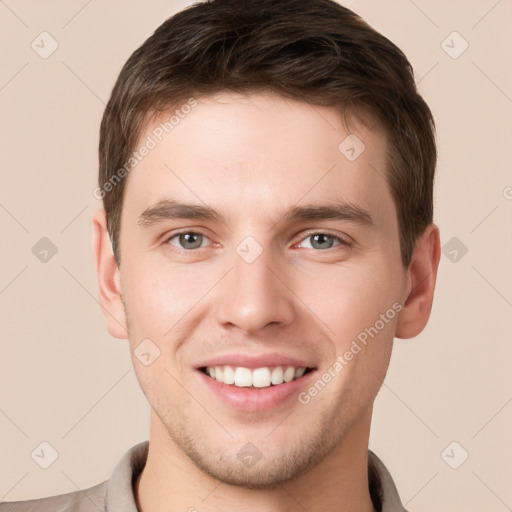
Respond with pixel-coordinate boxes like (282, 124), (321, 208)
(196, 353), (317, 370)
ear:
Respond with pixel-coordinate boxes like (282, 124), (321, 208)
(91, 209), (128, 339)
(395, 223), (441, 339)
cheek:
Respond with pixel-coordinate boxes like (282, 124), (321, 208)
(122, 260), (208, 336)
(123, 266), (194, 405)
(297, 259), (402, 344)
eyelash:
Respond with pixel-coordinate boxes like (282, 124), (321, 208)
(165, 230), (352, 253)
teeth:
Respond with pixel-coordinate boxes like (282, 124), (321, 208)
(294, 367), (305, 378)
(222, 365), (235, 384)
(252, 367), (271, 388)
(283, 367), (295, 382)
(204, 365), (309, 388)
(271, 366), (284, 385)
(234, 367), (252, 387)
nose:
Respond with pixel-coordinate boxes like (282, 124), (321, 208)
(213, 244), (296, 334)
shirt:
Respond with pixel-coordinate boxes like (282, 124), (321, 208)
(0, 441), (408, 512)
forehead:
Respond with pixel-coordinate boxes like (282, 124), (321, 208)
(122, 91), (394, 229)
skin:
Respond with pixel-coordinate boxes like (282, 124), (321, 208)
(93, 91), (440, 512)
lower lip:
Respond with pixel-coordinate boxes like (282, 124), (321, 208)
(196, 369), (316, 412)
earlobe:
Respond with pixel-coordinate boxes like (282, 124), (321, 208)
(395, 223), (441, 339)
(92, 209), (128, 339)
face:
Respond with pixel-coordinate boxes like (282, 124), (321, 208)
(115, 92), (410, 487)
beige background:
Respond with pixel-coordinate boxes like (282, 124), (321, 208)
(1, 0), (511, 510)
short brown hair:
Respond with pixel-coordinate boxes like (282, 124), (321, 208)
(99, 0), (436, 268)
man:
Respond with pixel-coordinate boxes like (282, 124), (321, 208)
(1, 0), (440, 510)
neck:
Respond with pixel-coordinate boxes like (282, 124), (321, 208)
(135, 408), (377, 512)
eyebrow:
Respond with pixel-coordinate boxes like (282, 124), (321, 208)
(137, 198), (375, 229)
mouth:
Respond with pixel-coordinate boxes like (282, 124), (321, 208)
(199, 365), (316, 389)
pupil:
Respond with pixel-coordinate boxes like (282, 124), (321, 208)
(313, 234), (332, 249)
(181, 233), (202, 249)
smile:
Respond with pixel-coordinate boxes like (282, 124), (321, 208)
(200, 365), (315, 388)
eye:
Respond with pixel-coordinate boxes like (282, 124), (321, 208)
(297, 232), (349, 250)
(167, 231), (210, 250)
(164, 230), (350, 252)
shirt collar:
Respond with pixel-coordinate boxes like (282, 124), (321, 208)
(107, 442), (406, 512)
(106, 441), (148, 512)
(368, 449), (408, 511)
